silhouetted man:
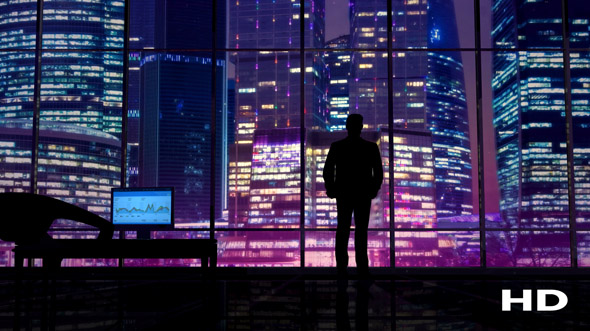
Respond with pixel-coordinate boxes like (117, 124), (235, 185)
(323, 114), (383, 277)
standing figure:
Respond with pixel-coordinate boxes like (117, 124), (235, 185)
(323, 114), (383, 277)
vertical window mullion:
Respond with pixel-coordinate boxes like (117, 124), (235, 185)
(30, 0), (45, 194)
(299, 0), (306, 269)
(121, 0), (131, 189)
(211, 0), (218, 240)
(387, 0), (395, 269)
(474, 0), (486, 268)
(561, 0), (577, 268)
(382, 0), (395, 268)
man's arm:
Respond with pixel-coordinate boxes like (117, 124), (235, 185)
(371, 143), (384, 199)
(323, 143), (336, 198)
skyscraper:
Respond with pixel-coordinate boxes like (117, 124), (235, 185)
(127, 0), (156, 188)
(137, 0), (227, 225)
(324, 35), (351, 132)
(349, 0), (473, 220)
(228, 0), (327, 227)
(492, 0), (590, 230)
(140, 54), (224, 224)
(0, 119), (121, 218)
(0, 0), (125, 215)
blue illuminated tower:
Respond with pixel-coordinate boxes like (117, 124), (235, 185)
(0, 0), (124, 131)
(139, 0), (227, 224)
(492, 0), (590, 229)
(324, 35), (351, 132)
(492, 0), (590, 228)
(0, 0), (124, 215)
(140, 55), (224, 224)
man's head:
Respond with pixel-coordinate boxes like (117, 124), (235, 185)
(346, 114), (363, 137)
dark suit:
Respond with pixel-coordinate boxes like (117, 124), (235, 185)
(323, 136), (383, 272)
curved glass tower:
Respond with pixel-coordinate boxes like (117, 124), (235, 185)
(0, 0), (124, 216)
(426, 0), (473, 218)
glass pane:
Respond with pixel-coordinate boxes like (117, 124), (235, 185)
(395, 231), (480, 267)
(0, 51), (35, 194)
(129, 0), (223, 51)
(388, 0), (474, 50)
(127, 52), (222, 228)
(394, 51), (477, 229)
(489, 0), (563, 49)
(577, 232), (590, 267)
(0, 0), (37, 268)
(42, 0), (124, 50)
(216, 230), (300, 267)
(305, 231), (390, 267)
(485, 51), (569, 229)
(486, 231), (571, 267)
(0, 0), (37, 193)
(349, 50), (390, 230)
(572, 51), (590, 228)
(569, 1), (590, 49)
(37, 50), (123, 220)
(0, 0), (37, 50)
(347, 0), (474, 50)
(305, 50), (389, 230)
(326, 0), (386, 50)
(226, 51), (301, 229)
(479, 0), (493, 48)
(0, 241), (14, 267)
(229, 0), (301, 49)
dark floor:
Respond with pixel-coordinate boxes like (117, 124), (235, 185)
(1, 269), (590, 330)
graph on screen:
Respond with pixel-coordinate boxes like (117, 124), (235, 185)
(112, 190), (172, 225)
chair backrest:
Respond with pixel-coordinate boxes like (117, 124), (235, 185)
(0, 193), (113, 245)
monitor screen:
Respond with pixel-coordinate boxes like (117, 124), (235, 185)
(111, 188), (174, 227)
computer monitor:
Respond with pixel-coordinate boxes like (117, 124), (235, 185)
(111, 187), (174, 239)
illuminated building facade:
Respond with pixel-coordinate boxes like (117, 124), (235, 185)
(1, 0), (587, 269)
(217, 231), (300, 266)
(0, 0), (125, 130)
(228, 0), (327, 229)
(492, 0), (590, 230)
(393, 129), (436, 229)
(324, 35), (351, 132)
(570, 8), (590, 228)
(40, 0), (125, 134)
(0, 119), (120, 219)
(350, 0), (473, 218)
(248, 128), (300, 227)
(229, 0), (326, 140)
(228, 143), (253, 227)
(140, 54), (225, 225)
(306, 131), (341, 228)
(0, 0), (124, 217)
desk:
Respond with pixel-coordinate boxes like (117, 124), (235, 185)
(13, 239), (217, 269)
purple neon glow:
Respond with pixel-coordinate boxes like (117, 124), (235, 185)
(2, 0), (582, 271)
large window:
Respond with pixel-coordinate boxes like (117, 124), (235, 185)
(0, 0), (588, 268)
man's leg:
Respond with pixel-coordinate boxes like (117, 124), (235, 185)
(336, 198), (353, 272)
(353, 198), (371, 274)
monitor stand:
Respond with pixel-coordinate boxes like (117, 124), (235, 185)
(136, 229), (151, 240)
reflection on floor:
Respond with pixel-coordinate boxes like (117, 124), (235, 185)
(1, 271), (589, 330)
